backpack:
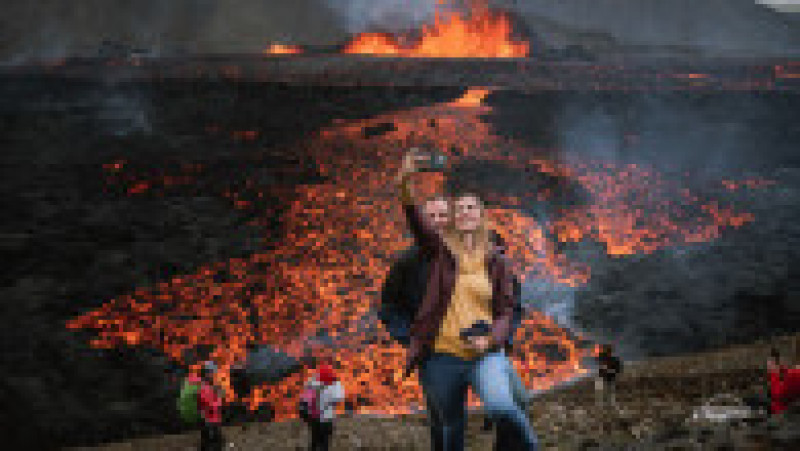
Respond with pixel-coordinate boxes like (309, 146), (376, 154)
(177, 378), (202, 424)
(298, 385), (321, 422)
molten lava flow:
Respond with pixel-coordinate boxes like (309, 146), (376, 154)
(264, 43), (303, 55)
(448, 87), (493, 107)
(343, 1), (529, 58)
(67, 86), (770, 422)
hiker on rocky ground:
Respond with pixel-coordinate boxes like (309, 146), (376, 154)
(595, 344), (622, 410)
(379, 177), (529, 450)
(301, 363), (344, 451)
(395, 149), (538, 450)
(768, 347), (800, 416)
(745, 347), (786, 416)
(198, 361), (224, 451)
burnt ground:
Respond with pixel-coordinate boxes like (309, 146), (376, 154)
(0, 70), (799, 449)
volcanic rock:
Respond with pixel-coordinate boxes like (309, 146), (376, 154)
(572, 167), (800, 360)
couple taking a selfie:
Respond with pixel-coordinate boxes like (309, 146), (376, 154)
(380, 148), (538, 450)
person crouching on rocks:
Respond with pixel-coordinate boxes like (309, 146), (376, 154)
(199, 361), (224, 451)
(302, 363), (345, 451)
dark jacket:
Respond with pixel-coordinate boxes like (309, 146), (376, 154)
(379, 240), (522, 348)
(379, 245), (432, 346)
(401, 202), (517, 375)
(598, 353), (622, 383)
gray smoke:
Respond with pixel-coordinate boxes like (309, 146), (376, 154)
(555, 94), (784, 177)
(3, 0), (799, 62)
(498, 0), (800, 56)
(323, 0), (440, 33)
(545, 91), (797, 338)
(0, 0), (347, 62)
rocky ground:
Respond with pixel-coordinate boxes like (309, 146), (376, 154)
(3, 56), (800, 91)
(65, 334), (800, 450)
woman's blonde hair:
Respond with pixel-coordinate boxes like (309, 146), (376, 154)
(444, 192), (491, 256)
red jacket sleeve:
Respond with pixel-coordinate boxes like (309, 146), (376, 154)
(786, 368), (800, 400)
(770, 368), (787, 399)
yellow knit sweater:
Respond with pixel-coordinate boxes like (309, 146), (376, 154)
(433, 244), (493, 360)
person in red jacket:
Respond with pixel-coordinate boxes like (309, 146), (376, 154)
(769, 348), (800, 415)
(198, 361), (224, 451)
(303, 363), (345, 451)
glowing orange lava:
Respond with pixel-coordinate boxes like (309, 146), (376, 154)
(343, 1), (529, 58)
(264, 43), (303, 55)
(448, 87), (493, 107)
(67, 87), (769, 423)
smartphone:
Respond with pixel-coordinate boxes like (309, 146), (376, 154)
(459, 320), (491, 342)
(417, 151), (448, 172)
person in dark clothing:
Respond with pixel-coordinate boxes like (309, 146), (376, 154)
(595, 344), (622, 409)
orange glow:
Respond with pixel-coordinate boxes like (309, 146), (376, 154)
(264, 43), (304, 55)
(67, 87), (770, 423)
(674, 73), (710, 79)
(343, 1), (529, 58)
(448, 88), (493, 107)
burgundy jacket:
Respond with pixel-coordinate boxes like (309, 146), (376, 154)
(402, 202), (517, 374)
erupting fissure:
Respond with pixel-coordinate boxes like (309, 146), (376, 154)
(342, 1), (529, 58)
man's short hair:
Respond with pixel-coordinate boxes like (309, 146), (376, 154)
(770, 347), (781, 363)
(423, 194), (449, 205)
(447, 189), (482, 202)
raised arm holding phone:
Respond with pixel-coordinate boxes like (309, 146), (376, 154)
(393, 148), (539, 451)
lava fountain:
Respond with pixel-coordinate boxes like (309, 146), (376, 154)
(343, 1), (529, 58)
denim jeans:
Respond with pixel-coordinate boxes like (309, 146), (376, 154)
(419, 350), (538, 451)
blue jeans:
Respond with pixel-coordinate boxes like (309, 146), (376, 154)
(419, 350), (538, 451)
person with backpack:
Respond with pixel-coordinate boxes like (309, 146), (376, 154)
(300, 363), (345, 451)
(178, 361), (224, 451)
(393, 149), (538, 450)
(379, 188), (528, 451)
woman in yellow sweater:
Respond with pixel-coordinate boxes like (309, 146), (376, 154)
(397, 150), (538, 450)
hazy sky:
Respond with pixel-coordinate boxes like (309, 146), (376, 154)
(757, 0), (800, 12)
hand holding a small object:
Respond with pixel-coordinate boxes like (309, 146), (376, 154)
(466, 335), (491, 354)
(397, 148), (429, 181)
(461, 320), (493, 354)
(396, 148), (447, 183)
